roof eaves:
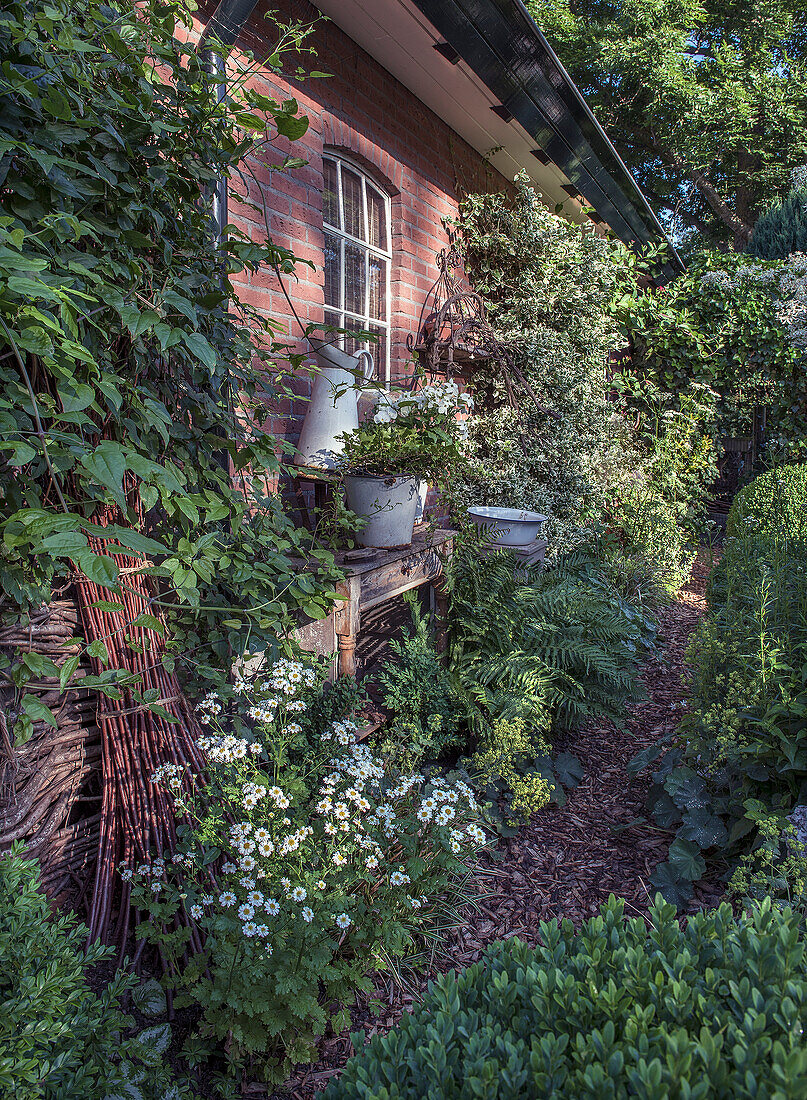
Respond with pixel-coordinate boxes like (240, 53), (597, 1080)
(411, 0), (684, 272)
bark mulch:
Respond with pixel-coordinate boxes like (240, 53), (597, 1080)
(271, 551), (721, 1098)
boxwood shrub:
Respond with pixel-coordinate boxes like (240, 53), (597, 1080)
(0, 844), (156, 1099)
(323, 896), (807, 1099)
(726, 462), (807, 539)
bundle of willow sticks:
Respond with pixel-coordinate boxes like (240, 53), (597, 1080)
(74, 525), (207, 946)
(1, 525), (207, 950)
(0, 598), (102, 905)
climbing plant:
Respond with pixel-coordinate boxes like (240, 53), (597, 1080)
(0, 0), (341, 698)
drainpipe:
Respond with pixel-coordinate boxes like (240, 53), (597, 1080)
(198, 0), (261, 282)
(198, 0), (261, 401)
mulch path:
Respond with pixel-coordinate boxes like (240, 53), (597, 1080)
(271, 551), (722, 1098)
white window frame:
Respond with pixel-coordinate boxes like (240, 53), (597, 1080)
(323, 153), (392, 383)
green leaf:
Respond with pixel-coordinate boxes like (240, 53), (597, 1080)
(667, 837), (706, 882)
(21, 652), (59, 678)
(180, 331), (218, 371)
(60, 383), (95, 413)
(677, 810), (728, 850)
(86, 639), (109, 663)
(553, 752), (584, 789)
(130, 613), (165, 635)
(20, 694), (58, 729)
(2, 440), (36, 466)
(649, 862), (693, 908)
(79, 440), (127, 497)
(627, 740), (667, 777)
(40, 530), (90, 558)
(85, 524), (168, 558)
(132, 978), (167, 1019)
(130, 1023), (171, 1065)
(665, 767), (710, 812)
(76, 551), (120, 589)
(59, 653), (80, 690)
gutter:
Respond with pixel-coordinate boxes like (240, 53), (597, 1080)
(411, 0), (684, 276)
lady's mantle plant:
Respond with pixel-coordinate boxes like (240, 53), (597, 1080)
(129, 656), (486, 1083)
(338, 380), (473, 479)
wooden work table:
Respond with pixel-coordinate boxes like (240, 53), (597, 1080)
(332, 527), (455, 677)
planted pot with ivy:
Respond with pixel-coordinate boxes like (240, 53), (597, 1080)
(337, 380), (473, 548)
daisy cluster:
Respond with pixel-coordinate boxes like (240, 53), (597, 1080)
(198, 733), (250, 764)
(196, 691), (223, 726)
(139, 655), (486, 965)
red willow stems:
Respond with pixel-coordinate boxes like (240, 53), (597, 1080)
(73, 512), (207, 947)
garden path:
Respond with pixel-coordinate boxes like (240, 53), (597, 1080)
(274, 552), (721, 1099)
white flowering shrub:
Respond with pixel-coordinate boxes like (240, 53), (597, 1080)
(627, 250), (807, 463)
(127, 658), (485, 1084)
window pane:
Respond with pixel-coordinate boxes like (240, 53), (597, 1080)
(368, 255), (387, 321)
(367, 185), (387, 250)
(368, 325), (386, 377)
(323, 308), (344, 349)
(342, 167), (365, 240)
(324, 232), (341, 309)
(323, 159), (339, 228)
(344, 241), (366, 315)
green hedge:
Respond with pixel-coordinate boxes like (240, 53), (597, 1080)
(322, 896), (807, 1099)
(726, 462), (807, 539)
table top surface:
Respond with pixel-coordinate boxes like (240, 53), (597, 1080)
(336, 528), (455, 577)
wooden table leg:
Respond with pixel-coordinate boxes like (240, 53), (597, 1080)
(337, 630), (357, 678)
(334, 576), (360, 678)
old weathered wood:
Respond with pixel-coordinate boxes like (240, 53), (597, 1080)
(328, 529), (454, 679)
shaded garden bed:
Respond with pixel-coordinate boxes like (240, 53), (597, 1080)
(272, 550), (722, 1099)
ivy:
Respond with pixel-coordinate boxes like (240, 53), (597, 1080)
(0, 0), (342, 694)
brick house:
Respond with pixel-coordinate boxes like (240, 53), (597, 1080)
(196, 0), (678, 441)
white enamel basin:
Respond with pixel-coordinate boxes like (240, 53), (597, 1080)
(467, 506), (548, 546)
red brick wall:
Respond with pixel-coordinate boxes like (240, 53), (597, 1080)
(196, 0), (509, 442)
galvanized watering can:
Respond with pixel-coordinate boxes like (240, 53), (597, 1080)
(294, 342), (375, 469)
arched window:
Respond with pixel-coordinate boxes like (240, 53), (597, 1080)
(323, 153), (392, 381)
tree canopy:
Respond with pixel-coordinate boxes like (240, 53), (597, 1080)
(528, 0), (807, 251)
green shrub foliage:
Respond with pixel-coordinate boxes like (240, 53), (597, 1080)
(450, 176), (637, 551)
(748, 189), (807, 260)
(0, 844), (191, 1099)
(618, 251), (807, 461)
(323, 895), (807, 1099)
(726, 462), (807, 539)
(0, 0), (340, 694)
(376, 593), (466, 765)
(448, 548), (653, 734)
(636, 463), (807, 906)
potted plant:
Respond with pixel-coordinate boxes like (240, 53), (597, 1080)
(337, 381), (473, 548)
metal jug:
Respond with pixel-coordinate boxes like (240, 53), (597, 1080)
(294, 342), (375, 469)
